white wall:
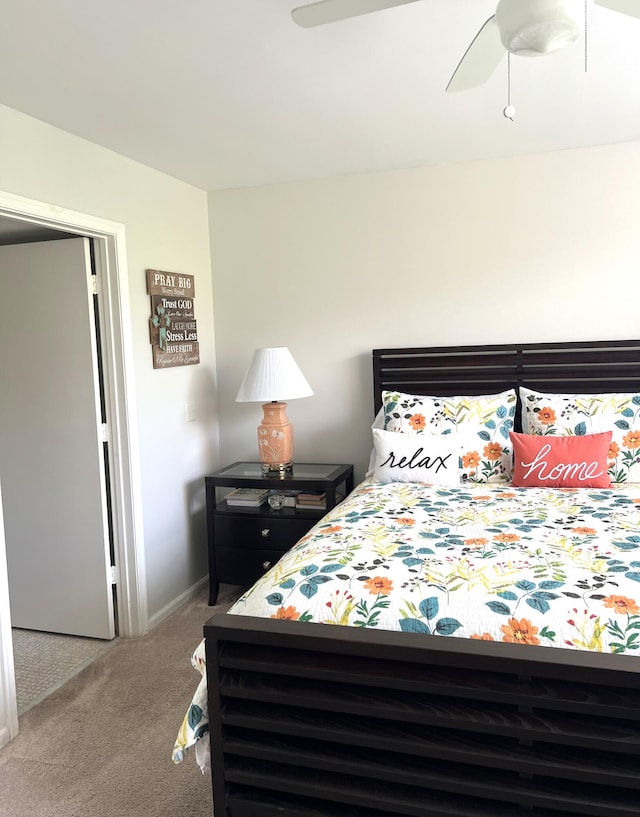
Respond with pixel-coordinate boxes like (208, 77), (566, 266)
(0, 104), (219, 621)
(209, 141), (640, 481)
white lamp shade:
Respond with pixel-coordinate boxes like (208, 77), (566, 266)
(235, 347), (313, 403)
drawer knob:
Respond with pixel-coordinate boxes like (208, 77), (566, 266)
(261, 528), (271, 538)
(262, 560), (272, 570)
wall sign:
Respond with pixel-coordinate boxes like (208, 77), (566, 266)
(146, 269), (200, 368)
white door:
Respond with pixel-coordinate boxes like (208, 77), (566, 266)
(0, 237), (115, 639)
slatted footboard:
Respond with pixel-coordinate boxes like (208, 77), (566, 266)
(205, 613), (640, 817)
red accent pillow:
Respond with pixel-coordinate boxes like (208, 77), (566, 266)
(510, 431), (613, 489)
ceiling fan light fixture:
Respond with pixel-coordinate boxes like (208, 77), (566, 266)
(496, 0), (585, 56)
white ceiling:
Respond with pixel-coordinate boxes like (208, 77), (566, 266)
(2, 0), (640, 191)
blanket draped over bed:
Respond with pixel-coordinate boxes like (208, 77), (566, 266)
(173, 477), (640, 765)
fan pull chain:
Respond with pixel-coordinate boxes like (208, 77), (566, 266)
(503, 52), (515, 121)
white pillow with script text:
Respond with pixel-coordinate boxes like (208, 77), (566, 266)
(372, 429), (460, 486)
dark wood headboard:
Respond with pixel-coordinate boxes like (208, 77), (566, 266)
(372, 339), (640, 420)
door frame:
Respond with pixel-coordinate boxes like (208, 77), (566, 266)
(0, 191), (148, 743)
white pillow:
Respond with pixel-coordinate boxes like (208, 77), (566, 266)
(371, 428), (460, 486)
(365, 407), (386, 477)
(372, 406), (385, 430)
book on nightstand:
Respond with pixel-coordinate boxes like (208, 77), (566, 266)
(225, 487), (270, 507)
(295, 491), (327, 510)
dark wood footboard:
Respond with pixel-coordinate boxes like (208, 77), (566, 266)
(205, 613), (640, 817)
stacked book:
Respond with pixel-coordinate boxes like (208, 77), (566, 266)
(225, 487), (270, 507)
(295, 491), (327, 510)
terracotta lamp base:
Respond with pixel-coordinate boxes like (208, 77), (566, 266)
(257, 401), (294, 476)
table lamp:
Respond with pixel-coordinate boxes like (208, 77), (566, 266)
(235, 347), (313, 476)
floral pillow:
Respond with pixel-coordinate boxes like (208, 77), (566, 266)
(520, 387), (640, 483)
(382, 389), (517, 483)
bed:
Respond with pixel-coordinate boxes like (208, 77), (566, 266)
(179, 339), (640, 817)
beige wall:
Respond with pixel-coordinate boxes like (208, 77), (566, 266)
(0, 104), (218, 621)
(209, 141), (640, 481)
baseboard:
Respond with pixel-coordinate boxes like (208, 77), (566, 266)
(0, 724), (12, 750)
(147, 575), (208, 631)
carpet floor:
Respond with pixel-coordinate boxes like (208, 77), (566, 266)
(0, 582), (242, 817)
(12, 628), (114, 715)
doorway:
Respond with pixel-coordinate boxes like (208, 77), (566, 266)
(0, 237), (117, 639)
(0, 192), (148, 745)
(0, 236), (118, 711)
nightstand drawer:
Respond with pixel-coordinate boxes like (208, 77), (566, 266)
(214, 514), (315, 552)
(216, 546), (285, 586)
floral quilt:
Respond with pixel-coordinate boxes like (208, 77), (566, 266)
(173, 478), (640, 766)
(230, 479), (640, 651)
(172, 639), (208, 769)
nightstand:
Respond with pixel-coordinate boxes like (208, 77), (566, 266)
(205, 461), (355, 604)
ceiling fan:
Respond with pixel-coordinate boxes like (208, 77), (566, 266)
(291, 0), (640, 92)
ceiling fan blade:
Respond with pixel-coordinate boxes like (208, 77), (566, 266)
(594, 0), (640, 18)
(291, 0), (421, 28)
(446, 16), (505, 93)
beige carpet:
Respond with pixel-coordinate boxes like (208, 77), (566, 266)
(0, 583), (242, 817)
(12, 628), (114, 715)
